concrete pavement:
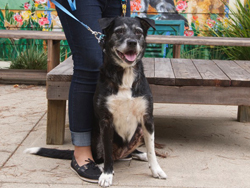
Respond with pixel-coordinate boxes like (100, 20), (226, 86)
(0, 84), (250, 188)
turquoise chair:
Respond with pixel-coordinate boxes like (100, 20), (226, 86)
(145, 17), (185, 58)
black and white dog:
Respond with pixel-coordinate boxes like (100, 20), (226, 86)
(25, 17), (167, 187)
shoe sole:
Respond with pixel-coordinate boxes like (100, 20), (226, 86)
(70, 166), (99, 183)
(117, 157), (132, 161)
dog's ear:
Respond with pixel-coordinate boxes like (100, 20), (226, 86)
(98, 17), (116, 30)
(136, 17), (156, 31)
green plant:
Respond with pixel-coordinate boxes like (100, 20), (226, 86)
(60, 40), (72, 61)
(203, 0), (250, 60)
(10, 44), (47, 70)
(181, 45), (229, 60)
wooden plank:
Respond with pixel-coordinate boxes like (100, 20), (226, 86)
(150, 85), (250, 105)
(143, 57), (155, 84)
(47, 56), (73, 82)
(154, 58), (175, 85)
(237, 106), (250, 122)
(0, 30), (66, 40)
(214, 60), (250, 86)
(146, 35), (250, 47)
(234, 60), (250, 74)
(192, 59), (230, 86)
(0, 69), (46, 85)
(46, 81), (71, 100)
(171, 58), (202, 86)
(1, 30), (250, 47)
(47, 100), (66, 145)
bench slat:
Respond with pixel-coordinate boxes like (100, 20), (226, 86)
(150, 85), (250, 105)
(192, 59), (230, 86)
(214, 60), (250, 87)
(143, 58), (155, 84)
(0, 30), (66, 40)
(47, 56), (73, 82)
(235, 60), (250, 74)
(154, 58), (175, 85)
(171, 59), (202, 86)
(146, 35), (250, 47)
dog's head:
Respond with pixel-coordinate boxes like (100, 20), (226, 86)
(99, 17), (155, 68)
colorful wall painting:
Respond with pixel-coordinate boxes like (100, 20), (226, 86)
(0, 0), (246, 60)
(0, 0), (245, 33)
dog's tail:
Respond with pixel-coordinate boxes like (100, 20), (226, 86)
(24, 147), (73, 160)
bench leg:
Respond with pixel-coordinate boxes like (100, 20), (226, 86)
(47, 100), (66, 145)
(47, 40), (61, 72)
(173, 44), (181, 58)
(237, 105), (250, 122)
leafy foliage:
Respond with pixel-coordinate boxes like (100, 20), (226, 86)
(10, 43), (47, 70)
(203, 0), (250, 60)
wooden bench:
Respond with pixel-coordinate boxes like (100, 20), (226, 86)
(47, 57), (250, 145)
(0, 30), (66, 72)
(46, 35), (250, 145)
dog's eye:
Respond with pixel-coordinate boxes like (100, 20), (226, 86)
(135, 29), (143, 35)
(115, 28), (124, 35)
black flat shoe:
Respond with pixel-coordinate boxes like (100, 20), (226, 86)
(71, 156), (102, 183)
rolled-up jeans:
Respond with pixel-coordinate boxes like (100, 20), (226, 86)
(55, 0), (130, 146)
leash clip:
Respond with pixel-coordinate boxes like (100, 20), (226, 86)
(90, 30), (105, 44)
(87, 27), (103, 41)
(97, 34), (106, 48)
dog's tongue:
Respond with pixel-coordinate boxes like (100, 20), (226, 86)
(124, 51), (137, 62)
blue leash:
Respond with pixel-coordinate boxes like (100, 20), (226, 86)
(50, 0), (105, 43)
(67, 0), (76, 11)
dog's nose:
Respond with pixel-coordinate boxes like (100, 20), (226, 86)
(127, 39), (137, 47)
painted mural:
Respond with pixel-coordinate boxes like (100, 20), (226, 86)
(0, 0), (244, 34)
(0, 0), (246, 61)
(0, 0), (60, 31)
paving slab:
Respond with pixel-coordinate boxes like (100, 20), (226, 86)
(0, 84), (47, 167)
(0, 85), (250, 188)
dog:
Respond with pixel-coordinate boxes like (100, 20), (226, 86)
(140, 0), (189, 27)
(25, 16), (167, 187)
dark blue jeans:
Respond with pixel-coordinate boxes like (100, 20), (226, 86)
(56, 0), (130, 146)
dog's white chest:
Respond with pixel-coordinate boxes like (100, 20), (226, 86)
(106, 68), (147, 142)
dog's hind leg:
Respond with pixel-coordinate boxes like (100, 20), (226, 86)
(142, 115), (167, 179)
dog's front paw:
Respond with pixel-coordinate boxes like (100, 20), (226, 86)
(98, 173), (113, 187)
(151, 166), (167, 179)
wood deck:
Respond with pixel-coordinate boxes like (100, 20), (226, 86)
(47, 56), (250, 106)
(47, 56), (250, 87)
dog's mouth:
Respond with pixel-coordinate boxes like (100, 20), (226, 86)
(116, 50), (137, 63)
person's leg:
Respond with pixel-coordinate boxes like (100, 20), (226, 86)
(55, 0), (131, 182)
(55, 0), (105, 166)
